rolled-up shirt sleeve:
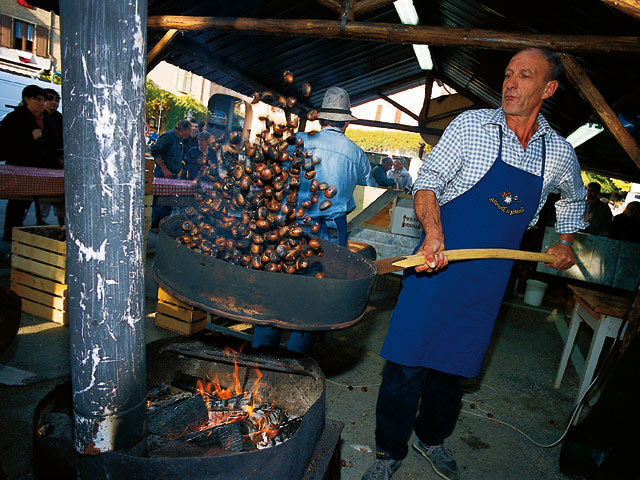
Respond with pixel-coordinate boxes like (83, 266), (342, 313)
(554, 149), (587, 233)
(412, 115), (464, 200)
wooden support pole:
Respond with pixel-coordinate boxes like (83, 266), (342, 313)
(379, 92), (420, 121)
(419, 71), (434, 144)
(560, 53), (640, 171)
(146, 16), (640, 54)
(147, 28), (178, 69)
(600, 0), (640, 20)
(355, 0), (396, 15)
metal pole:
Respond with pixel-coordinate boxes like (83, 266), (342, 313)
(60, 0), (148, 454)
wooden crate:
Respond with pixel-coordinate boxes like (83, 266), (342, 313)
(144, 154), (155, 195)
(154, 287), (207, 335)
(10, 226), (68, 325)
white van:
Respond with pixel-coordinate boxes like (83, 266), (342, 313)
(0, 70), (61, 120)
(622, 183), (640, 212)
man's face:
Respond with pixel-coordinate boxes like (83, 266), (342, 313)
(177, 128), (192, 140)
(191, 123), (199, 137)
(502, 49), (558, 118)
(198, 136), (209, 152)
(586, 185), (600, 204)
(393, 159), (403, 171)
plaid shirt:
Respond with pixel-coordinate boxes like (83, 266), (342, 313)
(413, 108), (586, 233)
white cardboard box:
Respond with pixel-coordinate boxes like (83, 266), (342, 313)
(389, 196), (422, 238)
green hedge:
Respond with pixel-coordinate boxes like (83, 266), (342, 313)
(345, 128), (431, 157)
(581, 171), (631, 197)
(145, 79), (208, 132)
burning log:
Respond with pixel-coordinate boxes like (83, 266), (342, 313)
(147, 391), (209, 437)
(181, 422), (244, 452)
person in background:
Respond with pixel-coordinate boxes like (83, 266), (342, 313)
(387, 158), (413, 192)
(149, 119), (192, 228)
(42, 88), (65, 225)
(363, 48), (585, 480)
(607, 201), (640, 243)
(181, 131), (214, 180)
(0, 85), (57, 241)
(184, 120), (200, 152)
(370, 157), (395, 188)
(252, 86), (375, 356)
(582, 182), (612, 235)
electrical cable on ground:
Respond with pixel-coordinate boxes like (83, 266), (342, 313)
(462, 320), (625, 449)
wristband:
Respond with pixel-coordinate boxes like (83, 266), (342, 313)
(556, 239), (573, 248)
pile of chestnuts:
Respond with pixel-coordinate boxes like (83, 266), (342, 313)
(175, 71), (336, 277)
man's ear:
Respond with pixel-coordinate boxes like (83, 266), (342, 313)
(542, 80), (558, 100)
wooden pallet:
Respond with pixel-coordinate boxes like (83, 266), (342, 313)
(154, 287), (207, 335)
(10, 226), (68, 325)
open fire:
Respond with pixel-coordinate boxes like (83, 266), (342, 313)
(34, 335), (329, 480)
(147, 346), (303, 453)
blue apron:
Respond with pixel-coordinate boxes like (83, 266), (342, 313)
(381, 128), (546, 378)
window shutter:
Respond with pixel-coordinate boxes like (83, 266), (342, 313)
(0, 15), (11, 48)
(35, 24), (48, 57)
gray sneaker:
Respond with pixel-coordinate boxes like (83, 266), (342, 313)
(362, 456), (402, 480)
(412, 440), (459, 480)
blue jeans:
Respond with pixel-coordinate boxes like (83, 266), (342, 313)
(252, 215), (347, 355)
(252, 325), (316, 354)
(375, 361), (464, 460)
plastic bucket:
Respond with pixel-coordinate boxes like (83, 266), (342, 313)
(523, 279), (548, 307)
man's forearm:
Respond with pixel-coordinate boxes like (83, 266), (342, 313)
(414, 189), (442, 234)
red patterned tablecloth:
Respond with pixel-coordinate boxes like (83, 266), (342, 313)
(0, 165), (199, 198)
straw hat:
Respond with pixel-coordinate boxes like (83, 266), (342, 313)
(317, 86), (357, 122)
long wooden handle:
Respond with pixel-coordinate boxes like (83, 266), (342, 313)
(375, 248), (555, 275)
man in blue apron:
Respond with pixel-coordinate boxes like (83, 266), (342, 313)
(252, 86), (375, 354)
(363, 48), (587, 480)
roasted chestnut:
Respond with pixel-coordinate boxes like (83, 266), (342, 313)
(325, 185), (338, 198)
(319, 200), (332, 211)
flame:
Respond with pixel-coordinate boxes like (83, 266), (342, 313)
(172, 347), (284, 448)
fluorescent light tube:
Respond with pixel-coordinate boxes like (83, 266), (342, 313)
(394, 0), (432, 70)
(566, 123), (604, 148)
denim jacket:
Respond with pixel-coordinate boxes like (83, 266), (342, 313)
(297, 126), (375, 221)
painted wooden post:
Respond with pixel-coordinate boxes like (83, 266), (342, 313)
(60, 0), (148, 454)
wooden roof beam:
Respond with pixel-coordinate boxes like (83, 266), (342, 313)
(349, 118), (442, 135)
(560, 53), (640, 171)
(146, 29), (179, 70)
(600, 0), (640, 20)
(378, 92), (420, 121)
(355, 0), (396, 15)
(146, 16), (640, 54)
(313, 0), (343, 14)
(173, 37), (313, 113)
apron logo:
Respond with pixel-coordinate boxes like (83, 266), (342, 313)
(488, 191), (525, 216)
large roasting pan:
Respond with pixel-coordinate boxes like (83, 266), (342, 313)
(152, 215), (377, 330)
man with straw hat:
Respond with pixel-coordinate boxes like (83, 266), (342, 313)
(251, 86), (375, 355)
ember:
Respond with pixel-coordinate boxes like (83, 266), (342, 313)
(175, 73), (337, 275)
(147, 345), (303, 453)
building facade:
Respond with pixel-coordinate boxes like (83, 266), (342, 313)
(0, 2), (60, 79)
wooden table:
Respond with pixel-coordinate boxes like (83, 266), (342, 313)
(554, 285), (631, 409)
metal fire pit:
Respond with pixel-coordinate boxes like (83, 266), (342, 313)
(153, 214), (377, 330)
(33, 334), (336, 480)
